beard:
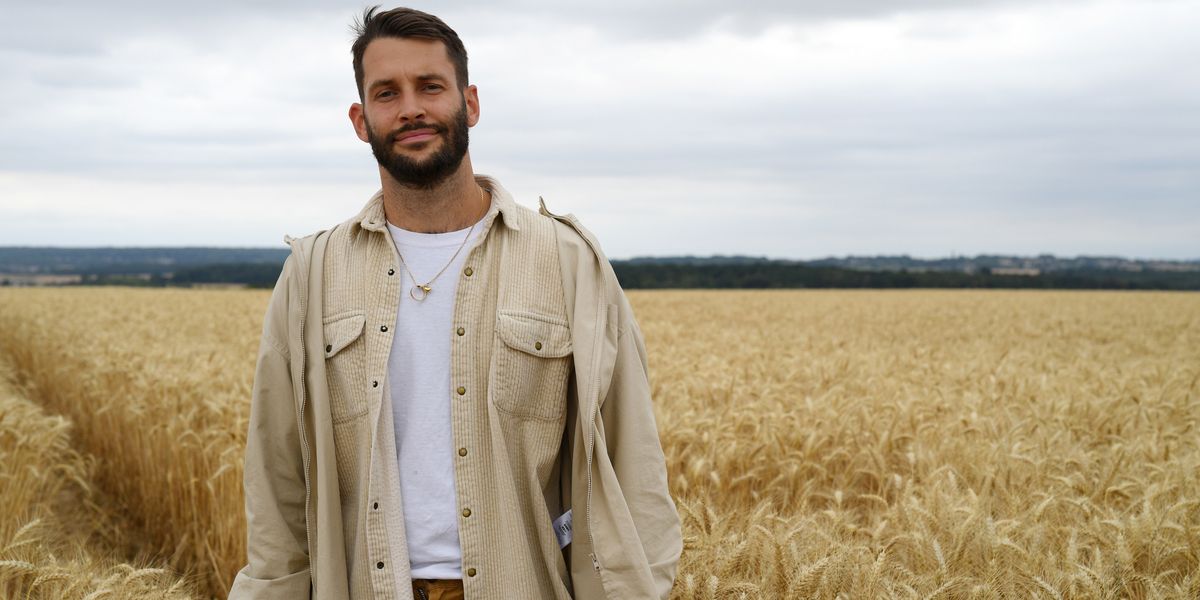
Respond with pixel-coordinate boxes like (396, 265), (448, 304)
(365, 102), (470, 190)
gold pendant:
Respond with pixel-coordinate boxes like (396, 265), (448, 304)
(410, 284), (432, 301)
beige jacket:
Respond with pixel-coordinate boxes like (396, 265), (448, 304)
(230, 176), (681, 599)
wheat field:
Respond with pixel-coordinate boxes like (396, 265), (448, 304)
(0, 353), (197, 598)
(0, 287), (1196, 599)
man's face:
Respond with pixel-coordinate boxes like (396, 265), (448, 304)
(363, 98), (470, 189)
(350, 37), (479, 189)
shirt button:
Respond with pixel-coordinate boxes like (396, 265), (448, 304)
(380, 325), (388, 332)
(466, 568), (477, 577)
(463, 267), (474, 277)
(372, 380), (378, 388)
(456, 386), (466, 396)
(387, 268), (395, 276)
(456, 327), (465, 336)
(462, 508), (472, 518)
(376, 562), (384, 570)
(458, 447), (468, 457)
(373, 502), (379, 510)
(534, 341), (543, 350)
(325, 344), (332, 353)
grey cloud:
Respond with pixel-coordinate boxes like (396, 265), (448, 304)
(3, 0), (1092, 55)
(439, 0), (1096, 38)
(1, 1), (346, 56)
(2, 0), (1197, 259)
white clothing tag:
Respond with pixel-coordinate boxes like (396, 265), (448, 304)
(553, 509), (573, 549)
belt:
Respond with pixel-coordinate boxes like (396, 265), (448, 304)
(411, 578), (464, 600)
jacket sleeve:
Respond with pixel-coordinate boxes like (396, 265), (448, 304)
(598, 291), (683, 599)
(229, 257), (312, 599)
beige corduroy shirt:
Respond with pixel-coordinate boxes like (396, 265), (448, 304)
(230, 175), (681, 599)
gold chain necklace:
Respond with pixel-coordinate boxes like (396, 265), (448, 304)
(391, 185), (487, 302)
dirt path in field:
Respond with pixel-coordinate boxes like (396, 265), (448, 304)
(51, 464), (175, 573)
(0, 359), (201, 598)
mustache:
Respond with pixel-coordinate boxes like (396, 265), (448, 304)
(388, 121), (448, 142)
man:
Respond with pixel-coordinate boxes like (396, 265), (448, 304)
(229, 6), (681, 599)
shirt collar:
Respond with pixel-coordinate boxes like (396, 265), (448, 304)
(356, 174), (521, 233)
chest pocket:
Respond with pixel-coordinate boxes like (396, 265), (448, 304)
(490, 311), (572, 421)
(323, 311), (369, 423)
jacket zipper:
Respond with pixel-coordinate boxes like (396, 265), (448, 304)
(291, 238), (315, 579)
(539, 202), (607, 578)
(586, 297), (604, 575)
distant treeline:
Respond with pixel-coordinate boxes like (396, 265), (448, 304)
(3, 248), (1199, 290)
(610, 263), (1200, 291)
(76, 263), (288, 289)
(25, 261), (1199, 290)
(0, 247), (289, 275)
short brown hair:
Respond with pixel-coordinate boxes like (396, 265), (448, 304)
(351, 6), (469, 101)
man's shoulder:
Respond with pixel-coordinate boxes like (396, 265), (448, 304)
(282, 229), (327, 251)
(532, 198), (630, 306)
(532, 198), (609, 266)
(279, 226), (336, 268)
(285, 204), (377, 260)
(491, 195), (607, 271)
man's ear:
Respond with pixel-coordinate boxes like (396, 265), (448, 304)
(464, 84), (480, 127)
(349, 103), (370, 143)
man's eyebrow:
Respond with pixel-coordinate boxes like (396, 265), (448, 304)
(366, 78), (396, 92)
(366, 73), (449, 92)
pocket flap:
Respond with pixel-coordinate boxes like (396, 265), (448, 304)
(323, 312), (366, 358)
(497, 311), (572, 358)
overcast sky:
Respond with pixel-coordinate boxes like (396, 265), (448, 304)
(1, 0), (1197, 259)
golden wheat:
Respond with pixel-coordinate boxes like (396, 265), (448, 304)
(0, 287), (1196, 599)
(0, 288), (260, 595)
(645, 290), (1199, 598)
(0, 358), (197, 599)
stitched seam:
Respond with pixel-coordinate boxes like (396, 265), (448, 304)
(331, 406), (370, 425)
(498, 309), (570, 327)
(264, 331), (289, 360)
(322, 309), (366, 324)
(492, 399), (568, 423)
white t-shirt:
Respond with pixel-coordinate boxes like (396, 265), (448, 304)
(386, 216), (484, 580)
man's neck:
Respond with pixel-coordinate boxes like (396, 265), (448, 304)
(380, 163), (488, 234)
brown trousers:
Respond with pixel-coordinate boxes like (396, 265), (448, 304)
(411, 578), (464, 600)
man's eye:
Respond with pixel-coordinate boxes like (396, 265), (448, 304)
(423, 84), (443, 92)
(377, 90), (395, 99)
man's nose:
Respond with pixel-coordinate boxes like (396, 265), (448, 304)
(396, 95), (425, 122)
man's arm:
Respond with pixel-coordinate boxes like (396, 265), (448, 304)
(598, 293), (683, 598)
(229, 259), (312, 599)
(543, 204), (681, 597)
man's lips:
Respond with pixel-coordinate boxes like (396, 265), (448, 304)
(393, 129), (438, 144)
